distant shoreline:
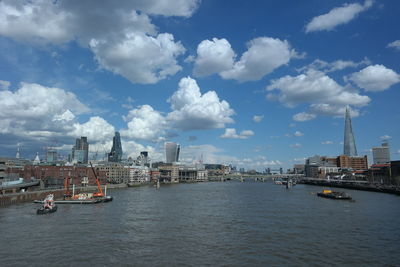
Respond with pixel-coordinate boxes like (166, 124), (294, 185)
(299, 178), (400, 196)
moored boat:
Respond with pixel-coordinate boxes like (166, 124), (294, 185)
(317, 189), (352, 200)
(37, 194), (57, 214)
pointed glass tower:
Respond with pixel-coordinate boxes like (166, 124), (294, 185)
(343, 107), (358, 156)
(108, 132), (123, 162)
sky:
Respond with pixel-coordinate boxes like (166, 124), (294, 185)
(0, 0), (399, 170)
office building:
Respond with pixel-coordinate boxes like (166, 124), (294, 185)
(108, 132), (123, 162)
(165, 142), (180, 163)
(343, 107), (358, 156)
(72, 137), (89, 164)
(337, 155), (368, 170)
(46, 149), (58, 163)
(372, 141), (390, 164)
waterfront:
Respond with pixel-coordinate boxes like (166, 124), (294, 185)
(1, 182), (399, 266)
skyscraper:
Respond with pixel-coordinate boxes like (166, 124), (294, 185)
(165, 142), (180, 163)
(108, 132), (123, 162)
(372, 141), (390, 164)
(343, 107), (358, 156)
(72, 137), (89, 164)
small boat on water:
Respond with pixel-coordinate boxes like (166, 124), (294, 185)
(317, 189), (352, 200)
(37, 194), (57, 215)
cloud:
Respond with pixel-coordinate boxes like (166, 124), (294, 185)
(0, 80), (11, 90)
(193, 38), (235, 77)
(309, 104), (360, 117)
(90, 33), (186, 84)
(298, 58), (370, 73)
(267, 70), (370, 108)
(268, 69), (370, 119)
(0, 81), (117, 147)
(294, 131), (304, 137)
(387, 40), (400, 51)
(220, 128), (254, 139)
(305, 0), (373, 33)
(380, 135), (391, 140)
(220, 37), (298, 82)
(348, 64), (400, 91)
(290, 143), (302, 149)
(167, 77), (235, 130)
(253, 115), (264, 123)
(192, 37), (299, 82)
(72, 116), (115, 142)
(293, 112), (316, 122)
(322, 141), (334, 145)
(0, 0), (198, 84)
(121, 105), (167, 141)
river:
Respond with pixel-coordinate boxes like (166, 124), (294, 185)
(0, 181), (399, 266)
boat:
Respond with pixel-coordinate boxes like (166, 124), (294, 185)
(317, 189), (352, 200)
(37, 194), (57, 214)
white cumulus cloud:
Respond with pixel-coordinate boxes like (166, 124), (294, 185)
(90, 33), (185, 84)
(167, 77), (235, 130)
(267, 70), (370, 108)
(220, 37), (298, 82)
(293, 112), (316, 122)
(306, 0), (373, 33)
(72, 116), (115, 142)
(267, 69), (370, 120)
(294, 131), (304, 137)
(220, 128), (254, 139)
(348, 64), (400, 91)
(192, 37), (299, 82)
(121, 105), (167, 141)
(193, 38), (235, 77)
(0, 0), (198, 84)
(253, 115), (264, 123)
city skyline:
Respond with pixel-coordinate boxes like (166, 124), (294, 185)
(0, 0), (399, 170)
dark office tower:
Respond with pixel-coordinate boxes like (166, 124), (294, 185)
(165, 142), (180, 163)
(108, 132), (123, 162)
(343, 107), (358, 156)
(72, 136), (89, 164)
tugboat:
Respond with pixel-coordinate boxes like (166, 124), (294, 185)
(37, 194), (57, 214)
(317, 189), (352, 200)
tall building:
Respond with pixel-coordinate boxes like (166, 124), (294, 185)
(343, 107), (358, 156)
(108, 132), (123, 162)
(165, 142), (180, 163)
(46, 149), (58, 163)
(72, 137), (89, 164)
(372, 141), (390, 164)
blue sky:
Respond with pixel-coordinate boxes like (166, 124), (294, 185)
(0, 0), (399, 170)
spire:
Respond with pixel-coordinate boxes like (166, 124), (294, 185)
(16, 144), (20, 159)
(343, 107), (358, 156)
(33, 152), (40, 165)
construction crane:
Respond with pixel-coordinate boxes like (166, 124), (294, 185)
(90, 162), (104, 198)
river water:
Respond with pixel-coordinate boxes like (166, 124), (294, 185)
(0, 181), (399, 266)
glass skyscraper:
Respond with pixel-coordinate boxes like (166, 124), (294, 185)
(165, 142), (180, 163)
(108, 132), (123, 162)
(72, 136), (89, 164)
(343, 107), (358, 156)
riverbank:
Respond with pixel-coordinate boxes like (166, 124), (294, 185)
(0, 183), (130, 207)
(299, 178), (400, 196)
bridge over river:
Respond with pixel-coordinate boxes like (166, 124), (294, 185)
(208, 174), (304, 182)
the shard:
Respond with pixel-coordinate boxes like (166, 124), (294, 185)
(108, 132), (123, 162)
(343, 107), (358, 156)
